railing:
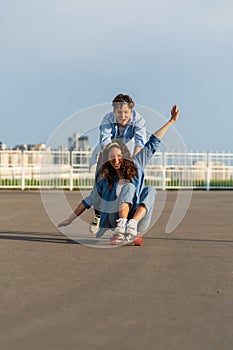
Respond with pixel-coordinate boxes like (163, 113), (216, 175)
(0, 150), (233, 190)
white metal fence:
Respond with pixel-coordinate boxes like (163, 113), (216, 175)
(0, 150), (233, 190)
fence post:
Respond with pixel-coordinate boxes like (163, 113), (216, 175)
(70, 166), (73, 191)
(162, 152), (166, 190)
(162, 166), (166, 190)
(69, 150), (73, 191)
(21, 151), (25, 190)
(206, 153), (210, 191)
(206, 167), (210, 191)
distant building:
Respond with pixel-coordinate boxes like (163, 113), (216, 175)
(77, 136), (89, 151)
(67, 133), (92, 167)
(68, 133), (91, 151)
(68, 132), (79, 150)
(193, 160), (230, 181)
(0, 142), (6, 150)
(30, 143), (46, 151)
(13, 143), (46, 151)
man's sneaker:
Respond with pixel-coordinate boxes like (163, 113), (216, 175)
(89, 215), (101, 234)
(125, 219), (138, 242)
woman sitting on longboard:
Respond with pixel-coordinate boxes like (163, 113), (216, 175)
(58, 105), (180, 244)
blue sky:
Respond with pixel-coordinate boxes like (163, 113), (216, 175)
(0, 0), (232, 151)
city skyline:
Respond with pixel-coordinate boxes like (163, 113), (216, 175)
(0, 132), (92, 151)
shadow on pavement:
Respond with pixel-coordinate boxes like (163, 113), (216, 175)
(1, 231), (233, 245)
(144, 236), (233, 243)
(0, 230), (77, 244)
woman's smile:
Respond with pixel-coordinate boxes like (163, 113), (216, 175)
(108, 147), (123, 169)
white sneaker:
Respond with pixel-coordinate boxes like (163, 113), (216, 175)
(110, 218), (127, 243)
(115, 218), (127, 234)
(89, 215), (101, 234)
(110, 218), (138, 244)
(125, 219), (138, 242)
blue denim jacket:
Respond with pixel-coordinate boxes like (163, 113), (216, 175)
(83, 134), (161, 228)
(100, 110), (146, 148)
(89, 110), (146, 168)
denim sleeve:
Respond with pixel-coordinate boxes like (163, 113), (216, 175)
(99, 113), (114, 147)
(134, 118), (147, 148)
(82, 188), (98, 209)
(133, 135), (161, 169)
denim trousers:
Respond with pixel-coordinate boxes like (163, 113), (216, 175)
(107, 183), (156, 232)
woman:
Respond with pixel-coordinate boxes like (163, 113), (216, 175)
(58, 105), (180, 243)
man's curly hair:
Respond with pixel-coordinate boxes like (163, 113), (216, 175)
(101, 140), (138, 190)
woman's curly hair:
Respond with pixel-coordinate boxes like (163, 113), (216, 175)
(101, 141), (138, 190)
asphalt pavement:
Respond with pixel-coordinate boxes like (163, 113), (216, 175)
(0, 190), (233, 350)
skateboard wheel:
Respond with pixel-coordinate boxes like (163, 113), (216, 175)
(134, 235), (142, 246)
